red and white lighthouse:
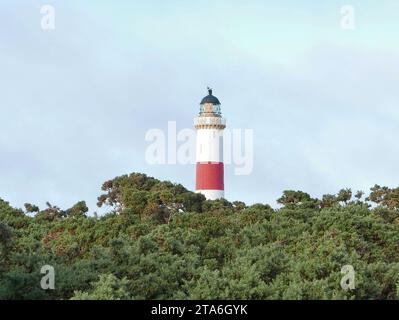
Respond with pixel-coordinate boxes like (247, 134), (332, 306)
(194, 88), (226, 200)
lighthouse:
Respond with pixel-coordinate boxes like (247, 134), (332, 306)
(194, 88), (226, 200)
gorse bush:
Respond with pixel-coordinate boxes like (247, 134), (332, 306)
(0, 173), (399, 300)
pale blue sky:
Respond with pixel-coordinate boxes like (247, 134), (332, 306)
(1, 1), (399, 213)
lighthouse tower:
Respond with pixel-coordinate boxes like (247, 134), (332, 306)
(194, 88), (226, 200)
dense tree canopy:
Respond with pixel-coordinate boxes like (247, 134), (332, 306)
(1, 173), (399, 300)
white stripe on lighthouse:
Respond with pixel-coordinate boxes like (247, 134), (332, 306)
(196, 189), (224, 200)
(196, 128), (223, 163)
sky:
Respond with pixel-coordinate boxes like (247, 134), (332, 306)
(1, 0), (399, 213)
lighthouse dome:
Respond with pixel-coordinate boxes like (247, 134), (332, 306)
(200, 88), (221, 105)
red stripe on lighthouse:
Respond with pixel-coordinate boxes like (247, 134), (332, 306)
(196, 162), (224, 190)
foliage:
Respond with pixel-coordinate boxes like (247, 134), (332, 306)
(0, 174), (399, 300)
(71, 274), (130, 300)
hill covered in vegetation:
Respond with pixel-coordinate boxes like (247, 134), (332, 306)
(1, 173), (399, 299)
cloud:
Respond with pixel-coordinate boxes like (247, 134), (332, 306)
(0, 1), (398, 211)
